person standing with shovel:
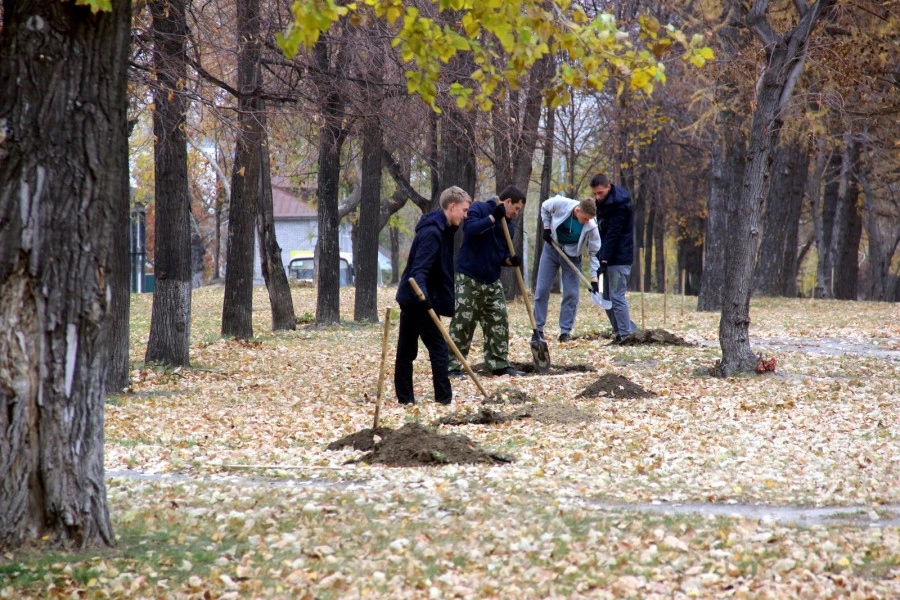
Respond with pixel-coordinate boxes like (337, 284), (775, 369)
(533, 196), (602, 342)
(394, 186), (472, 406)
(447, 185), (528, 379)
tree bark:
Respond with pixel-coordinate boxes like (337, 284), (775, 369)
(0, 0), (129, 550)
(532, 104), (555, 291)
(814, 150), (842, 298)
(257, 111), (297, 330)
(222, 0), (262, 338)
(715, 0), (837, 377)
(313, 39), (347, 325)
(106, 140), (133, 394)
(146, 0), (192, 365)
(354, 114), (384, 322)
(755, 140), (807, 297)
(834, 136), (862, 300)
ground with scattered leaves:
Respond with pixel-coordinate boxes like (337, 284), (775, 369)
(2, 286), (899, 599)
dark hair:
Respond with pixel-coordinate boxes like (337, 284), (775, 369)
(590, 174), (610, 188)
(498, 185), (526, 204)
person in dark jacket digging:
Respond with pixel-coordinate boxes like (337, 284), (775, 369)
(447, 185), (527, 380)
(591, 173), (637, 344)
(394, 186), (472, 405)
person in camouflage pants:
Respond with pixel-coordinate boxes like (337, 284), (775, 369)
(448, 186), (527, 378)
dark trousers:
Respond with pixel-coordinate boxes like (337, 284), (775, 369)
(394, 305), (452, 404)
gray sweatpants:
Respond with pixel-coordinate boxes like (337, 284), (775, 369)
(533, 242), (582, 335)
(605, 264), (636, 338)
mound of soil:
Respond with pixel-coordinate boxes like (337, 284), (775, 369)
(434, 407), (513, 426)
(327, 427), (394, 452)
(619, 329), (693, 346)
(578, 373), (655, 399)
(358, 422), (514, 466)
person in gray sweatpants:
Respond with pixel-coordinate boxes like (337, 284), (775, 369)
(532, 196), (601, 342)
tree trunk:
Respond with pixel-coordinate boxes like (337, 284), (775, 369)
(755, 141), (807, 297)
(834, 136), (862, 300)
(107, 140), (133, 394)
(814, 150), (842, 298)
(222, 0), (262, 338)
(257, 112), (297, 330)
(715, 0), (836, 377)
(0, 0), (129, 550)
(314, 39), (346, 325)
(354, 115), (383, 322)
(146, 0), (192, 365)
(532, 105), (555, 290)
(390, 225), (400, 284)
(859, 166), (897, 301)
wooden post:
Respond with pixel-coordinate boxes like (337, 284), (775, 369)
(639, 247), (645, 330)
(373, 307), (391, 430)
(681, 269), (686, 316)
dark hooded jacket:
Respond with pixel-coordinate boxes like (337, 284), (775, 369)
(596, 184), (634, 266)
(455, 198), (512, 285)
(395, 209), (458, 316)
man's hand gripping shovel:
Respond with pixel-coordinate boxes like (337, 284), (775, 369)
(549, 239), (613, 311)
(500, 218), (550, 372)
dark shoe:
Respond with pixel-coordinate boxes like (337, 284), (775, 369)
(530, 330), (545, 343)
(448, 370), (465, 380)
(492, 366), (525, 377)
(435, 397), (452, 405)
(558, 333), (572, 343)
(606, 336), (622, 346)
(398, 397), (416, 405)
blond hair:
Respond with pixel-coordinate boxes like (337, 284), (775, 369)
(439, 186), (472, 209)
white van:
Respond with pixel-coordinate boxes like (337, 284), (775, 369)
(287, 251), (390, 286)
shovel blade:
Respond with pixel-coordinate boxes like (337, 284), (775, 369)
(530, 335), (551, 372)
(590, 291), (612, 310)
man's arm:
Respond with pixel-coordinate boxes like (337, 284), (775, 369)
(406, 229), (441, 300)
(462, 201), (496, 236)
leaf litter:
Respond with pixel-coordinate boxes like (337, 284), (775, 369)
(6, 288), (900, 599)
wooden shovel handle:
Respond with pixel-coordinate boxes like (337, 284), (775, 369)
(550, 239), (593, 290)
(499, 217), (539, 331)
(372, 307), (391, 430)
(407, 278), (489, 399)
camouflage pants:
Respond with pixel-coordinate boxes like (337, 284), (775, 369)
(448, 273), (510, 372)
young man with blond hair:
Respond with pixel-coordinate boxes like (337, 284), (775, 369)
(394, 186), (472, 405)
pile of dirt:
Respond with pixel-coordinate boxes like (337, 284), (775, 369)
(357, 422), (514, 466)
(619, 329), (693, 346)
(434, 407), (513, 426)
(578, 373), (656, 399)
(327, 427), (394, 452)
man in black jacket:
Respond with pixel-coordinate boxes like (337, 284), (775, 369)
(394, 186), (472, 405)
(591, 173), (637, 344)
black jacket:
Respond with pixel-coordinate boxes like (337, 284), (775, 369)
(455, 198), (512, 285)
(596, 184), (634, 266)
(395, 209), (458, 317)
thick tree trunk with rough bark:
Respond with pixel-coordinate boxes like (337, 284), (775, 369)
(0, 0), (129, 550)
(257, 117), (296, 330)
(814, 151), (841, 298)
(755, 141), (807, 297)
(532, 105), (555, 291)
(146, 0), (192, 365)
(107, 135), (133, 394)
(834, 137), (862, 300)
(355, 115), (384, 323)
(222, 0), (262, 338)
(715, 0), (836, 377)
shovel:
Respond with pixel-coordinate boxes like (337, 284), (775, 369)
(408, 278), (490, 400)
(500, 217), (550, 372)
(549, 240), (613, 310)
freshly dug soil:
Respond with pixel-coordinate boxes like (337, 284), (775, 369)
(484, 386), (534, 405)
(435, 402), (593, 426)
(578, 373), (656, 399)
(357, 422), (514, 466)
(469, 361), (594, 376)
(327, 427), (394, 452)
(619, 329), (693, 346)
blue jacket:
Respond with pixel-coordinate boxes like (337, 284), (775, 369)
(396, 209), (458, 317)
(455, 198), (512, 285)
(596, 184), (634, 266)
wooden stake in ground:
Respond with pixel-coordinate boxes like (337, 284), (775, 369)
(681, 269), (686, 316)
(372, 307), (391, 430)
(640, 247), (645, 330)
(408, 278), (490, 400)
